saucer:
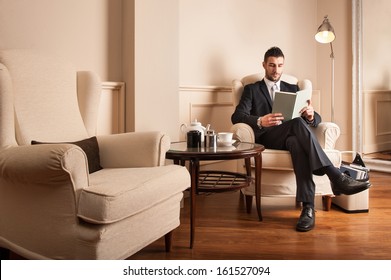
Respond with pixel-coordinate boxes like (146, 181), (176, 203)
(217, 140), (235, 147)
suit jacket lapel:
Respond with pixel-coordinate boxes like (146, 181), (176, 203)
(280, 82), (289, 92)
(260, 79), (273, 109)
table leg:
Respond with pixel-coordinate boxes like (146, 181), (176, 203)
(173, 159), (186, 166)
(254, 153), (263, 221)
(245, 158), (251, 176)
(189, 159), (199, 248)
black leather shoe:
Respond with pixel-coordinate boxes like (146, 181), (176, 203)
(331, 173), (371, 195)
(296, 206), (315, 232)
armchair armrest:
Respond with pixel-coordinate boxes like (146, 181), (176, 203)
(97, 131), (170, 168)
(311, 122), (341, 149)
(230, 123), (255, 143)
(230, 121), (341, 150)
(0, 144), (89, 194)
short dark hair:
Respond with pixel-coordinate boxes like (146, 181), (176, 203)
(264, 47), (285, 62)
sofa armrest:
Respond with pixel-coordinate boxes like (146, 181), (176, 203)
(97, 131), (170, 168)
(311, 122), (341, 150)
(0, 144), (88, 192)
(230, 123), (256, 143)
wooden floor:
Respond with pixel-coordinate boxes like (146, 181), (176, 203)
(5, 171), (390, 260)
(128, 171), (391, 260)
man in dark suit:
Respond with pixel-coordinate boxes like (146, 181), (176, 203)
(232, 46), (370, 232)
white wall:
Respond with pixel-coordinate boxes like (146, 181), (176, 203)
(362, 0), (391, 90)
(0, 0), (355, 149)
(361, 0), (391, 154)
(179, 0), (352, 150)
(179, 0), (317, 86)
(178, 0), (320, 143)
(0, 0), (181, 140)
(132, 0), (179, 137)
(0, 0), (122, 81)
(316, 0), (352, 150)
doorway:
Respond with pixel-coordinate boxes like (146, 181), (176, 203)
(354, 0), (391, 172)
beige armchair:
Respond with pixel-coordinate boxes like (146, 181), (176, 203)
(231, 73), (341, 212)
(0, 50), (190, 259)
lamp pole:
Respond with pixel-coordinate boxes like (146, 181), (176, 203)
(315, 15), (336, 123)
(330, 42), (335, 123)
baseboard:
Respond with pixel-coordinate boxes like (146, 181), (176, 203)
(364, 158), (391, 173)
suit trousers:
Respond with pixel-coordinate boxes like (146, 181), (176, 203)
(256, 118), (333, 203)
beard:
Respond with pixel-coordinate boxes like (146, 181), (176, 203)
(266, 72), (281, 82)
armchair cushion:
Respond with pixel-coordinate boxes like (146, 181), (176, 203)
(31, 136), (102, 173)
(77, 165), (189, 224)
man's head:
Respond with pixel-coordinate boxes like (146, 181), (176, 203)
(262, 46), (285, 82)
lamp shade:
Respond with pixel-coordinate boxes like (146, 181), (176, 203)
(315, 16), (335, 43)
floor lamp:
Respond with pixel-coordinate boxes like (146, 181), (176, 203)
(315, 15), (336, 122)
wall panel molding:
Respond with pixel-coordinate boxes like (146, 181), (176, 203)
(180, 85), (232, 92)
(179, 86), (322, 140)
(179, 85), (233, 141)
(97, 82), (125, 135)
(363, 90), (391, 153)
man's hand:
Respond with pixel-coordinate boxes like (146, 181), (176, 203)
(300, 100), (315, 122)
(261, 113), (284, 127)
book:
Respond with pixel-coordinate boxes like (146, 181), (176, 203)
(339, 163), (369, 180)
(272, 89), (312, 121)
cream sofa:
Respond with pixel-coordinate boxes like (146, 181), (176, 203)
(0, 49), (190, 259)
(231, 73), (342, 211)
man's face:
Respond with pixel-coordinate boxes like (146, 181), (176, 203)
(262, 56), (284, 82)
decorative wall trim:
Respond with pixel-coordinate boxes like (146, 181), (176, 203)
(98, 82), (126, 135)
(178, 84), (324, 172)
(376, 100), (391, 136)
(363, 90), (391, 153)
(180, 85), (231, 93)
(102, 81), (125, 91)
(179, 85), (322, 138)
(352, 0), (363, 153)
(190, 102), (233, 108)
(179, 85), (234, 140)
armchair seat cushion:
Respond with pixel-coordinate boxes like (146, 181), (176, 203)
(77, 165), (188, 224)
(262, 149), (293, 170)
(261, 148), (341, 171)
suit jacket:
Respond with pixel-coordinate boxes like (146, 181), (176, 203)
(231, 78), (321, 139)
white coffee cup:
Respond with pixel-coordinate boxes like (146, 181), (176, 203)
(217, 132), (233, 143)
